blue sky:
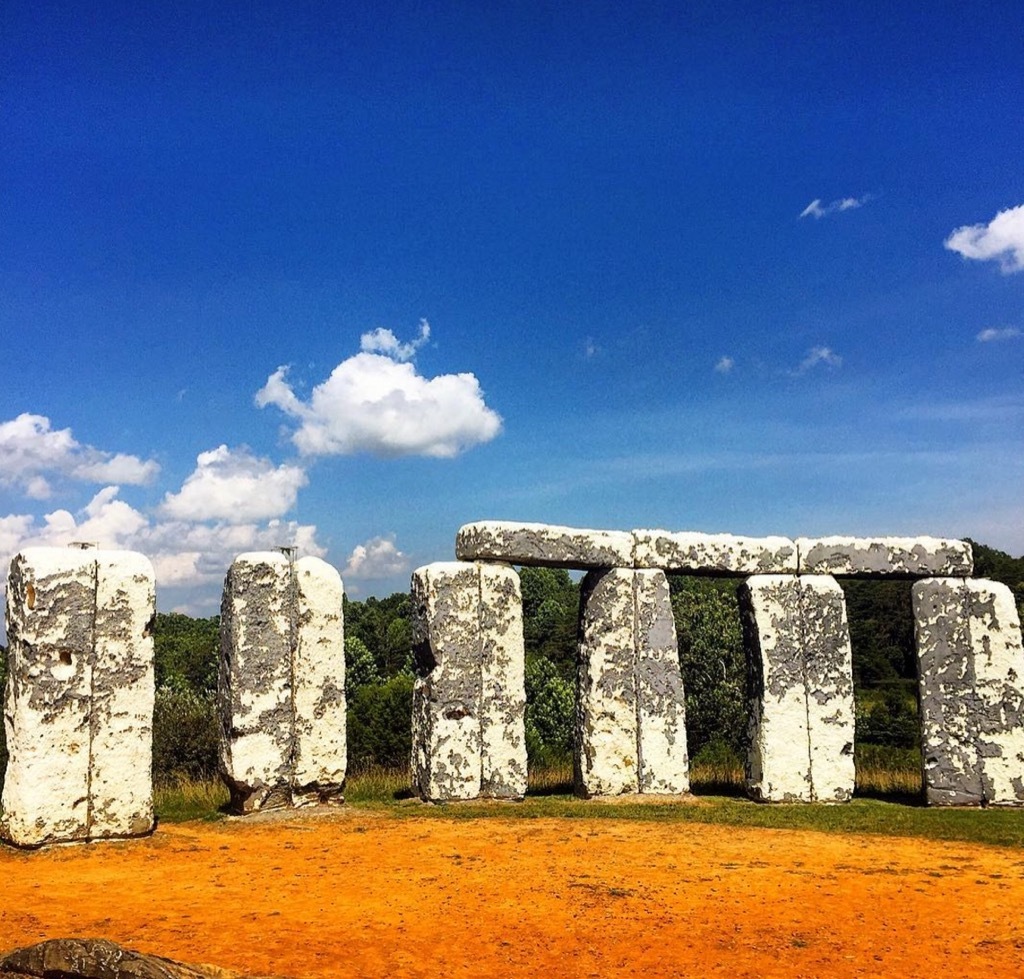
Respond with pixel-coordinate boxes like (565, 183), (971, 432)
(2, 1), (1022, 615)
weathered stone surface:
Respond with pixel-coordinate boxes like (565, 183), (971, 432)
(0, 938), (252, 978)
(740, 575), (854, 803)
(632, 530), (797, 575)
(219, 552), (295, 813)
(2, 547), (155, 848)
(219, 552), (347, 813)
(575, 569), (688, 797)
(291, 556), (346, 806)
(797, 536), (973, 577)
(913, 577), (1024, 806)
(90, 551), (156, 839)
(411, 562), (527, 802)
(455, 521), (634, 569)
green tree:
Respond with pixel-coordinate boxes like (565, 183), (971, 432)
(518, 567), (578, 673)
(524, 653), (574, 766)
(347, 674), (414, 770)
(344, 635), (379, 698)
(153, 612), (220, 694)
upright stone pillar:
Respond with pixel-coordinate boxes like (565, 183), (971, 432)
(740, 575), (854, 803)
(2, 547), (155, 848)
(411, 561), (527, 802)
(219, 552), (345, 813)
(575, 568), (689, 798)
(913, 578), (1024, 806)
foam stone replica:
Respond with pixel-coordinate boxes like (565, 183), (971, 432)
(575, 568), (689, 797)
(633, 530), (798, 575)
(740, 575), (855, 803)
(456, 521), (634, 569)
(797, 536), (973, 577)
(2, 546), (155, 848)
(218, 552), (345, 813)
(913, 578), (1024, 806)
(411, 562), (527, 801)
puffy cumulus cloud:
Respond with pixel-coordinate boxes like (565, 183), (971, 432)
(976, 327), (1021, 343)
(0, 488), (324, 599)
(799, 195), (870, 220)
(256, 327), (502, 458)
(160, 445), (307, 523)
(0, 413), (159, 498)
(945, 204), (1024, 272)
(342, 535), (410, 579)
(792, 346), (842, 376)
(714, 355), (735, 374)
(360, 318), (431, 361)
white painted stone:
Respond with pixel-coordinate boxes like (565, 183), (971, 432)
(576, 569), (639, 797)
(913, 578), (1024, 806)
(411, 562), (527, 802)
(89, 551), (156, 839)
(740, 575), (854, 803)
(632, 530), (797, 575)
(455, 521), (634, 569)
(218, 552), (295, 813)
(2, 547), (155, 848)
(291, 556), (346, 806)
(634, 571), (689, 794)
(797, 536), (973, 577)
(575, 568), (688, 797)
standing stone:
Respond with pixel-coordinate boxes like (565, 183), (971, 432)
(575, 568), (688, 797)
(291, 556), (346, 806)
(411, 562), (527, 802)
(219, 551), (346, 813)
(2, 547), (155, 848)
(740, 575), (854, 803)
(913, 578), (1024, 806)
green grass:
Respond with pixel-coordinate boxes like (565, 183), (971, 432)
(153, 762), (1024, 849)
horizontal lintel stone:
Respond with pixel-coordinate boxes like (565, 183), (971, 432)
(633, 530), (797, 575)
(456, 521), (634, 569)
(797, 536), (973, 577)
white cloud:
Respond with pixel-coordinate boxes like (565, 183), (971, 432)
(945, 204), (1024, 272)
(256, 326), (502, 459)
(584, 337), (601, 359)
(342, 535), (410, 579)
(792, 346), (842, 375)
(976, 326), (1021, 343)
(714, 355), (735, 374)
(799, 195), (870, 220)
(160, 445), (307, 523)
(0, 413), (159, 497)
(0, 487), (325, 600)
(360, 318), (431, 361)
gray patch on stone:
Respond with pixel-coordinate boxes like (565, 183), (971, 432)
(632, 530), (797, 575)
(913, 577), (1024, 806)
(455, 521), (634, 569)
(739, 575), (854, 803)
(218, 551), (346, 813)
(411, 561), (526, 802)
(2, 547), (155, 848)
(575, 569), (688, 798)
(798, 536), (973, 578)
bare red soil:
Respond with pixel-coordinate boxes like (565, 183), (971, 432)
(1, 811), (1022, 978)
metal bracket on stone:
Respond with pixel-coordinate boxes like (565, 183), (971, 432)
(2, 547), (156, 848)
(218, 552), (346, 814)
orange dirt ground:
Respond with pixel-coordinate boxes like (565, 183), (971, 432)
(1, 810), (1023, 978)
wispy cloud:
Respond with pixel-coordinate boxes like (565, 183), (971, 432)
(714, 355), (735, 374)
(256, 324), (502, 458)
(791, 346), (842, 375)
(342, 535), (410, 579)
(583, 337), (601, 359)
(799, 195), (870, 220)
(945, 204), (1024, 273)
(976, 326), (1021, 343)
(0, 413), (159, 500)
